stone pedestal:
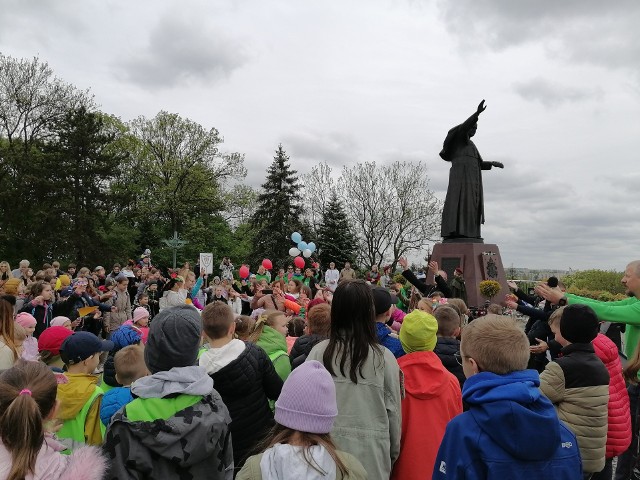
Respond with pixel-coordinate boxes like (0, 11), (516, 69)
(428, 242), (509, 309)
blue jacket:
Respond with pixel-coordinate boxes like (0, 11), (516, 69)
(100, 386), (133, 426)
(375, 322), (405, 358)
(433, 370), (582, 479)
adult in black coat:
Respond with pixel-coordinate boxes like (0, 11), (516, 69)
(398, 257), (452, 298)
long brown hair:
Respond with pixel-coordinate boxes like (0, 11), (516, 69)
(0, 360), (58, 480)
(258, 424), (348, 476)
(0, 297), (17, 360)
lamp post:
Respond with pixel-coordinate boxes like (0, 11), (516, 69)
(162, 231), (188, 270)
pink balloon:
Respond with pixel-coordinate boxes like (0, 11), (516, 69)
(239, 265), (250, 278)
(294, 257), (305, 269)
(262, 258), (273, 270)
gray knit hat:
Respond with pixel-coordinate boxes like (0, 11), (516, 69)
(144, 305), (202, 374)
(274, 360), (337, 434)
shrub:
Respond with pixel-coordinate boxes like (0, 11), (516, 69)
(479, 280), (501, 299)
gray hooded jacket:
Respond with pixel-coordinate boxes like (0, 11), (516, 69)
(103, 366), (233, 480)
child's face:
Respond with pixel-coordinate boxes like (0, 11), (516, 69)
(137, 316), (149, 327)
(139, 296), (149, 306)
(63, 320), (72, 330)
(85, 353), (100, 373)
(459, 345), (479, 379)
(148, 284), (157, 291)
(294, 268), (301, 275)
(550, 322), (568, 347)
(41, 284), (53, 301)
(25, 325), (36, 336)
(215, 287), (224, 297)
(271, 314), (289, 337)
(117, 281), (128, 292)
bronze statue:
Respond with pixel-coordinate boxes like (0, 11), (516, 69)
(440, 100), (503, 242)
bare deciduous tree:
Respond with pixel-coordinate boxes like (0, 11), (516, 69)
(339, 160), (441, 269)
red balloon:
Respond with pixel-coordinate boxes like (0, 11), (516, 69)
(239, 265), (250, 278)
(294, 257), (305, 269)
(262, 258), (273, 270)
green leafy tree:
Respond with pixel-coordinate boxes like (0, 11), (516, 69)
(563, 269), (625, 295)
(43, 107), (129, 265)
(318, 192), (357, 269)
(250, 144), (304, 269)
(124, 111), (245, 232)
(0, 54), (93, 264)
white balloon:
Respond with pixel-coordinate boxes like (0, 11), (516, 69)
(289, 247), (301, 257)
(303, 249), (312, 258)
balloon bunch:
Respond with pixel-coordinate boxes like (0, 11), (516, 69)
(238, 258), (273, 280)
(289, 232), (317, 269)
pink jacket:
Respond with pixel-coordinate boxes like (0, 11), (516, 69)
(123, 320), (149, 344)
(21, 336), (40, 361)
(0, 434), (106, 480)
(592, 333), (632, 458)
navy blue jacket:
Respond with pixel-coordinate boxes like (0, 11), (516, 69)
(433, 369), (582, 479)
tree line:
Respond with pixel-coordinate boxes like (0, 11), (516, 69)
(0, 53), (442, 272)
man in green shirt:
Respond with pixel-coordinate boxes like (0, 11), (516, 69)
(536, 260), (640, 359)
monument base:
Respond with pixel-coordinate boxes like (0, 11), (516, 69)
(428, 242), (509, 309)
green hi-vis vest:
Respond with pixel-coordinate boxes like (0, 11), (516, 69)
(197, 345), (208, 359)
(58, 386), (105, 453)
(267, 349), (287, 411)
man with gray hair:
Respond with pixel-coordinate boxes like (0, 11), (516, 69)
(11, 259), (29, 278)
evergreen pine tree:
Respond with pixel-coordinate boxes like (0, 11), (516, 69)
(250, 144), (304, 269)
(318, 192), (357, 269)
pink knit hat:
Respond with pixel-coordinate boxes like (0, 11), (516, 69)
(15, 312), (37, 328)
(132, 307), (150, 324)
(51, 316), (71, 327)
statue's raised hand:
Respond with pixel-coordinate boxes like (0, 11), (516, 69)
(491, 161), (504, 169)
(477, 100), (487, 114)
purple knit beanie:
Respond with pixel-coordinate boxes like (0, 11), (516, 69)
(274, 360), (337, 434)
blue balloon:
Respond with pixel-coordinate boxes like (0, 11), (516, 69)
(307, 242), (316, 253)
(291, 232), (302, 243)
(298, 241), (308, 251)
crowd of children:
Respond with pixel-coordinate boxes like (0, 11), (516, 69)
(0, 257), (639, 479)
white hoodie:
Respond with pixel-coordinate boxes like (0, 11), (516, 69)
(260, 444), (337, 480)
(199, 339), (246, 374)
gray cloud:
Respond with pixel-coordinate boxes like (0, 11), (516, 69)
(117, 12), (249, 88)
(438, 0), (640, 79)
(282, 131), (359, 172)
(513, 78), (602, 108)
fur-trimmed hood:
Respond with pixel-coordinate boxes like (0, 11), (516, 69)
(0, 434), (107, 480)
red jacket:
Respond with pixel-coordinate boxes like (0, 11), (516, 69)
(592, 333), (631, 458)
(391, 351), (462, 480)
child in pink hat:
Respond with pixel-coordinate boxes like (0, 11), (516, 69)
(15, 312), (38, 361)
(123, 307), (150, 343)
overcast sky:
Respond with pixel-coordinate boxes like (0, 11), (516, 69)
(1, 0), (638, 271)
